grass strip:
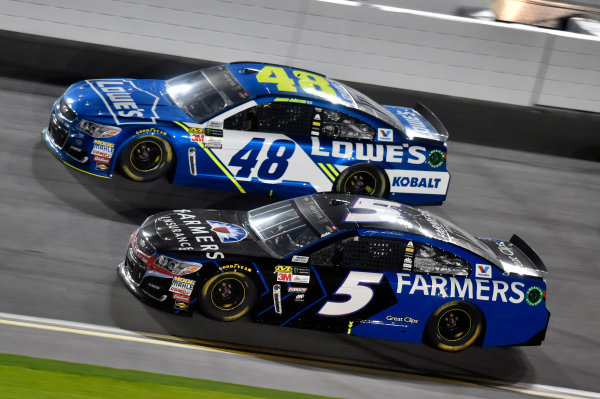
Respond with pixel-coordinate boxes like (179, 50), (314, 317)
(0, 353), (336, 399)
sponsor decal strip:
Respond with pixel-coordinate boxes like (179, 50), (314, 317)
(43, 132), (110, 178)
(0, 312), (596, 398)
(174, 121), (245, 194)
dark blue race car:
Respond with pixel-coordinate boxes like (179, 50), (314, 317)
(44, 62), (450, 205)
(119, 194), (549, 351)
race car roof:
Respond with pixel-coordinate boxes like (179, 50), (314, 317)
(226, 62), (355, 106)
(309, 194), (498, 261)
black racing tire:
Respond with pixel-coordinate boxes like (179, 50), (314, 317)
(425, 301), (484, 352)
(118, 135), (173, 182)
(199, 272), (256, 322)
(333, 163), (389, 198)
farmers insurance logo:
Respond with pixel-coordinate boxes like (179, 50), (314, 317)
(86, 79), (159, 125)
(475, 264), (492, 278)
(207, 220), (248, 243)
(378, 128), (393, 142)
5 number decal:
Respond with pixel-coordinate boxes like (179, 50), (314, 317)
(255, 66), (338, 99)
(318, 271), (384, 316)
(229, 138), (296, 181)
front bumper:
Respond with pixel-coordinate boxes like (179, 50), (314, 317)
(118, 250), (194, 316)
(42, 108), (112, 178)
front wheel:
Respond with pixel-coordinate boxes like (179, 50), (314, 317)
(118, 136), (173, 182)
(425, 301), (483, 352)
(333, 164), (389, 197)
(199, 272), (256, 322)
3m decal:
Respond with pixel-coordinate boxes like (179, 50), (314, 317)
(86, 79), (159, 125)
(318, 271), (384, 316)
(207, 220), (247, 243)
(377, 128), (393, 142)
(475, 264), (492, 278)
(277, 272), (292, 282)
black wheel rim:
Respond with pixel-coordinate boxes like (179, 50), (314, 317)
(210, 278), (245, 311)
(437, 309), (472, 342)
(130, 141), (163, 172)
(345, 171), (377, 195)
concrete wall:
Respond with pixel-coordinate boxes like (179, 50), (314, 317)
(1, 0), (598, 112)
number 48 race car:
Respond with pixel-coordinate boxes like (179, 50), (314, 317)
(44, 62), (449, 205)
(119, 194), (549, 351)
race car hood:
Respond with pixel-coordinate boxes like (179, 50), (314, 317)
(383, 104), (449, 142)
(478, 236), (547, 278)
(62, 79), (191, 124)
(139, 209), (270, 260)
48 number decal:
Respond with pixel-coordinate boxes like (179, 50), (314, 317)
(255, 66), (338, 100)
(229, 138), (296, 182)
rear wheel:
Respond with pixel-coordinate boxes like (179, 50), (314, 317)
(334, 164), (389, 197)
(199, 272), (256, 321)
(119, 136), (173, 182)
(425, 301), (483, 352)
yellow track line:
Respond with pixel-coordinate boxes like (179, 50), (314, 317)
(1, 315), (596, 399)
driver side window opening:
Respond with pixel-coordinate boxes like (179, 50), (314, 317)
(224, 102), (314, 135)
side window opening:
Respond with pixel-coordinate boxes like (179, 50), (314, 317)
(314, 108), (375, 140)
(224, 102), (314, 135)
(413, 243), (470, 276)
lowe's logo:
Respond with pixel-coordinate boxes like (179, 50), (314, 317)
(87, 79), (159, 125)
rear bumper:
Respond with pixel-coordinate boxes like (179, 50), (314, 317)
(523, 311), (550, 346)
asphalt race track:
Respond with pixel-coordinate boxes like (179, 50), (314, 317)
(0, 77), (599, 398)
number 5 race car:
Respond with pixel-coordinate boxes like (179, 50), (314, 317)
(44, 62), (450, 205)
(119, 194), (549, 351)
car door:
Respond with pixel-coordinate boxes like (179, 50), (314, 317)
(206, 100), (334, 195)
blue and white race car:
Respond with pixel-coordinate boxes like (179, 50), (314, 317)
(44, 62), (450, 205)
(119, 194), (549, 351)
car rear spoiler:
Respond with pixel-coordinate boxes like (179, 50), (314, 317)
(414, 102), (449, 141)
(510, 234), (548, 272)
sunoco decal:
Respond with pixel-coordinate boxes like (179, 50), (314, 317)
(86, 79), (159, 125)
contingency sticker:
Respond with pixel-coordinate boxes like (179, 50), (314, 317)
(169, 276), (195, 296)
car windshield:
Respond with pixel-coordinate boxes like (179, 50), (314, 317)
(334, 80), (404, 132)
(166, 65), (249, 122)
(247, 196), (337, 257)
